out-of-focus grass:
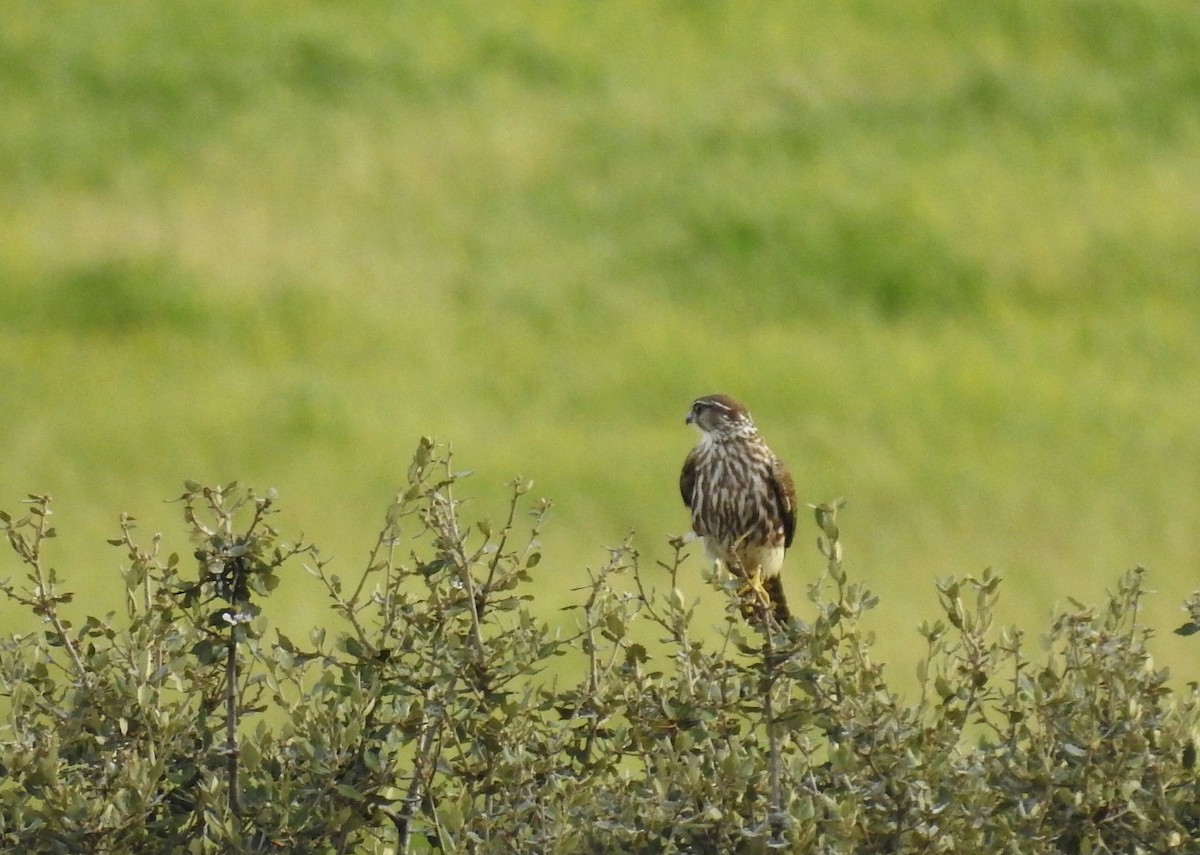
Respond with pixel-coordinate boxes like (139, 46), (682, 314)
(2, 1), (1199, 689)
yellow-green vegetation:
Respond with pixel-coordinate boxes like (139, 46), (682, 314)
(2, 1), (1199, 691)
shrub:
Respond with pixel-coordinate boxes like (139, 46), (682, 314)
(1, 439), (1196, 853)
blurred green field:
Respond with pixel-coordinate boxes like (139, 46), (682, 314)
(2, 1), (1199, 692)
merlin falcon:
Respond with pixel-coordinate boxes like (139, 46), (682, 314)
(680, 394), (796, 625)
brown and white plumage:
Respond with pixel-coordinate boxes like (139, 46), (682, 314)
(680, 394), (796, 625)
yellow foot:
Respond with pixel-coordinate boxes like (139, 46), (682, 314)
(735, 566), (773, 621)
(735, 566), (768, 598)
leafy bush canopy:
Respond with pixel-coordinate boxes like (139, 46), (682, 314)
(1, 440), (1197, 854)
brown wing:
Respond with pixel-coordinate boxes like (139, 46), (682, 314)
(679, 448), (698, 509)
(768, 455), (797, 549)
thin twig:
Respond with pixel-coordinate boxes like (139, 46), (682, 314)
(226, 617), (241, 817)
(397, 689), (447, 854)
(15, 497), (89, 684)
(763, 620), (786, 846)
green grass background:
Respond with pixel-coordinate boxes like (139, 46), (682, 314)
(2, 0), (1198, 690)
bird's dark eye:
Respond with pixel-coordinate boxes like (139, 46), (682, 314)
(692, 403), (705, 417)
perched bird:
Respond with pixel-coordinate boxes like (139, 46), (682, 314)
(680, 394), (796, 626)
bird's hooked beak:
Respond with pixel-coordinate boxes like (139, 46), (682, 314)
(685, 410), (695, 425)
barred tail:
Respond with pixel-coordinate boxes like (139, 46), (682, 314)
(762, 575), (790, 624)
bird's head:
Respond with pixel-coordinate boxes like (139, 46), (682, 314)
(686, 394), (756, 439)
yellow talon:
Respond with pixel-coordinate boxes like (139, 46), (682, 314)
(736, 566), (768, 599)
(734, 566), (773, 623)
